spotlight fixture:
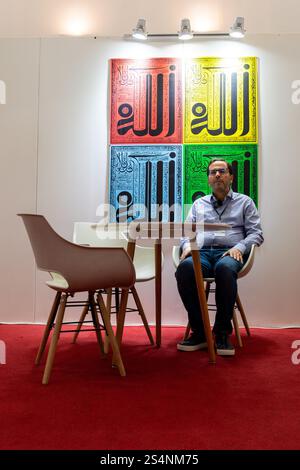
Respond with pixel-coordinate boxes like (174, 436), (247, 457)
(132, 18), (147, 40)
(229, 17), (246, 38)
(125, 17), (246, 41)
(178, 18), (193, 40)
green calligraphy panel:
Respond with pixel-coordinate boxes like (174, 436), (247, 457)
(183, 144), (258, 216)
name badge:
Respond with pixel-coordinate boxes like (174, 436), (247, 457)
(214, 231), (226, 237)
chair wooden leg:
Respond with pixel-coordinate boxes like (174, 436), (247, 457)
(103, 333), (110, 354)
(89, 292), (105, 357)
(115, 289), (130, 347)
(42, 293), (67, 385)
(112, 289), (130, 368)
(35, 291), (61, 365)
(106, 288), (112, 311)
(131, 286), (154, 345)
(205, 282), (211, 300)
(236, 294), (251, 336)
(183, 282), (210, 340)
(115, 287), (120, 311)
(232, 310), (243, 347)
(72, 301), (89, 344)
(97, 293), (126, 377)
(103, 289), (113, 354)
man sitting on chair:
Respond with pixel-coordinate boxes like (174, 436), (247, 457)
(175, 159), (264, 356)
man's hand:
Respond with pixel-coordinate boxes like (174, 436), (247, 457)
(222, 248), (243, 263)
(180, 247), (192, 261)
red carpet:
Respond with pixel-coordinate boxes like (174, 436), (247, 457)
(0, 325), (300, 450)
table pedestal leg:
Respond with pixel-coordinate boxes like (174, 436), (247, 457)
(191, 249), (216, 364)
(155, 240), (162, 347)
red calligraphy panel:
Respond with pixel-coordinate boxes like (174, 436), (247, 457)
(110, 58), (182, 144)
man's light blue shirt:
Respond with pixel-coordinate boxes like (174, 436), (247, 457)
(181, 190), (264, 255)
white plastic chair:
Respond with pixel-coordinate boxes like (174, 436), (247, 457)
(172, 245), (256, 347)
(72, 222), (163, 346)
(19, 214), (136, 384)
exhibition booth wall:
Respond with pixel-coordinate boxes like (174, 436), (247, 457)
(0, 35), (299, 326)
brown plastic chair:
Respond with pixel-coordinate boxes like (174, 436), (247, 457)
(18, 214), (136, 384)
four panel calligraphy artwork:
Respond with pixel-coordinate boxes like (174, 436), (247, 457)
(109, 57), (259, 221)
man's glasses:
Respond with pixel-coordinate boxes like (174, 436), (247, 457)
(208, 168), (229, 176)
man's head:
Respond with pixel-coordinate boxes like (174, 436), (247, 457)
(207, 159), (233, 198)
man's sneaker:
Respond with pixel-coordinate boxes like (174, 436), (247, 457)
(177, 333), (208, 352)
(215, 333), (235, 356)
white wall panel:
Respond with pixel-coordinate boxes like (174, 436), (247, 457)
(0, 39), (39, 322)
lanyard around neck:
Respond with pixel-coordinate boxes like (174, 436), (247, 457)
(212, 200), (230, 221)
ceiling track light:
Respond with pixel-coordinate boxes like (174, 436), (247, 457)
(178, 19), (193, 40)
(125, 17), (245, 41)
(132, 18), (147, 40)
(229, 17), (246, 38)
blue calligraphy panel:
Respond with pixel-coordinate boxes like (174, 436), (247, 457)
(110, 145), (182, 222)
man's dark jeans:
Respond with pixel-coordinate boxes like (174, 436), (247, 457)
(175, 247), (244, 337)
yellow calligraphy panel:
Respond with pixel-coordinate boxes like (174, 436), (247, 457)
(184, 57), (257, 143)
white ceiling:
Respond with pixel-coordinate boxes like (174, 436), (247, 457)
(0, 0), (300, 37)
